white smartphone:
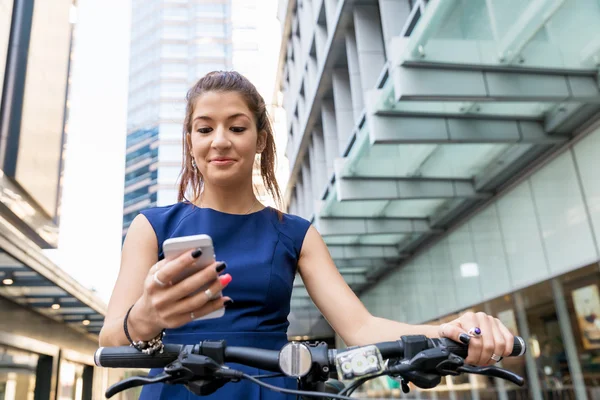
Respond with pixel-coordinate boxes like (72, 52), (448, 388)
(162, 234), (225, 320)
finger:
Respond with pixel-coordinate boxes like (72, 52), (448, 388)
(488, 318), (507, 365)
(170, 274), (232, 315)
(163, 261), (224, 302)
(147, 264), (171, 292)
(438, 313), (481, 365)
(169, 296), (232, 327)
(494, 318), (514, 357)
(154, 247), (206, 284)
(148, 258), (168, 273)
(474, 312), (495, 365)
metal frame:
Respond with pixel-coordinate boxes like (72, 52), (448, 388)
(278, 0), (600, 334)
(335, 176), (490, 202)
(327, 244), (405, 260)
(390, 64), (600, 103)
(0, 213), (106, 336)
(314, 215), (434, 236)
(368, 114), (569, 145)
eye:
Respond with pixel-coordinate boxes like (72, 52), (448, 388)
(231, 126), (246, 133)
(197, 127), (212, 134)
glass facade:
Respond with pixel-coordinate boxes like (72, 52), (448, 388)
(57, 359), (85, 400)
(14, 0), (73, 220)
(357, 124), (600, 398)
(0, 346), (38, 400)
(276, 0), (600, 341)
(123, 0), (238, 238)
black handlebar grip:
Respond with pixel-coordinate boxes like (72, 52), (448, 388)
(94, 344), (183, 369)
(440, 336), (526, 359)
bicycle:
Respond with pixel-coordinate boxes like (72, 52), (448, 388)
(95, 334), (527, 399)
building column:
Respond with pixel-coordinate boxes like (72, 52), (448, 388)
(0, 0), (34, 175)
(307, 137), (321, 204)
(345, 27), (364, 121)
(353, 5), (386, 94)
(301, 159), (314, 218)
(552, 279), (588, 400)
(332, 69), (354, 154)
(296, 178), (306, 219)
(321, 101), (339, 178)
(323, 0), (338, 30)
(378, 0), (412, 57)
(315, 23), (328, 66)
(514, 292), (543, 400)
(311, 129), (328, 198)
(298, 0), (314, 56)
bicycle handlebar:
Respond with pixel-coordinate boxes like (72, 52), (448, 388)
(96, 335), (527, 399)
(95, 335), (526, 370)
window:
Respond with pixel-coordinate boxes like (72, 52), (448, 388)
(159, 144), (183, 163)
(0, 345), (39, 399)
(57, 359), (85, 400)
(194, 3), (227, 18)
(160, 62), (187, 78)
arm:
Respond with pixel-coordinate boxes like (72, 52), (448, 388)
(98, 214), (162, 346)
(297, 226), (439, 347)
(298, 226), (514, 365)
(98, 214), (231, 347)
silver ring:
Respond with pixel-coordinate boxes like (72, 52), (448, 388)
(490, 353), (502, 362)
(190, 311), (196, 320)
(153, 272), (167, 287)
(204, 288), (213, 299)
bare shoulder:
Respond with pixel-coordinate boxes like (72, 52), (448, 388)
(122, 213), (158, 251)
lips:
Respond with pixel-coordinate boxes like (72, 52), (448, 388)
(210, 158), (236, 166)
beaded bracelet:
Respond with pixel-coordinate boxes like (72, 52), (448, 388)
(124, 303), (165, 355)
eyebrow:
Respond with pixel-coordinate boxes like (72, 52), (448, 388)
(193, 113), (251, 123)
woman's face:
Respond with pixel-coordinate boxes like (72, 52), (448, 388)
(188, 91), (265, 189)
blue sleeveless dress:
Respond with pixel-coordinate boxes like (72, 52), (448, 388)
(137, 202), (311, 399)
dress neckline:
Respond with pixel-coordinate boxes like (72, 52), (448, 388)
(184, 201), (271, 217)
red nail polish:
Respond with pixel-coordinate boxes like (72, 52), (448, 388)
(219, 274), (232, 286)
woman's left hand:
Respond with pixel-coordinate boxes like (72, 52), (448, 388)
(437, 311), (514, 366)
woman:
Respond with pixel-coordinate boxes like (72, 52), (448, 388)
(99, 71), (515, 399)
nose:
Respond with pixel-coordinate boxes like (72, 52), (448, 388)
(211, 126), (231, 150)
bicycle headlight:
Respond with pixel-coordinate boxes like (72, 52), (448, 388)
(335, 345), (384, 381)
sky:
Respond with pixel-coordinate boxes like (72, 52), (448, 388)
(44, 0), (284, 304)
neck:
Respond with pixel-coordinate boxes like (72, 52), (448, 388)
(197, 181), (260, 214)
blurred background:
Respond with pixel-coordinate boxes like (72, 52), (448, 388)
(1, 0), (600, 399)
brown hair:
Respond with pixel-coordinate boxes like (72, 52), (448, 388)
(177, 71), (282, 209)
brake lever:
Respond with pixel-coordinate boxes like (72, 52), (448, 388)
(457, 365), (525, 386)
(105, 373), (172, 398)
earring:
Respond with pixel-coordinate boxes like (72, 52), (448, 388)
(191, 159), (197, 169)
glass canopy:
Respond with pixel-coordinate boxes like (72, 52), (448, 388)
(291, 0), (600, 311)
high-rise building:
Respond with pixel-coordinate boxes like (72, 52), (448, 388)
(277, 0), (600, 397)
(0, 0), (124, 397)
(123, 0), (234, 237)
(123, 0), (279, 238)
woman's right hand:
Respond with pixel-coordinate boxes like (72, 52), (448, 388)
(129, 248), (232, 339)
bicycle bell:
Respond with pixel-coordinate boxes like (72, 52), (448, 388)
(278, 342), (312, 377)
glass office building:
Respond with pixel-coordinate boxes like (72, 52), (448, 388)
(276, 0), (600, 397)
(0, 1), (137, 398)
(124, 0), (273, 238)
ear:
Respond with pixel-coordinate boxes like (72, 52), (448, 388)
(256, 130), (267, 153)
(185, 132), (193, 152)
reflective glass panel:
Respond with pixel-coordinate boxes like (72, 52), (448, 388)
(401, 0), (600, 70)
(0, 345), (38, 400)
